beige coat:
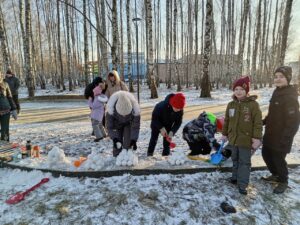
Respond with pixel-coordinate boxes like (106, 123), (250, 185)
(105, 70), (128, 98)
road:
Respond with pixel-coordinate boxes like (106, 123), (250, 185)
(11, 102), (269, 124)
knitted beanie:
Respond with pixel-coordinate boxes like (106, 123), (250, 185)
(274, 66), (292, 83)
(232, 76), (250, 94)
(169, 93), (186, 109)
(116, 94), (133, 116)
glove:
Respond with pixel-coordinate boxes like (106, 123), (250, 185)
(160, 127), (167, 137)
(212, 140), (221, 149)
(168, 131), (174, 138)
(251, 138), (261, 150)
(220, 135), (228, 142)
(113, 138), (122, 150)
(11, 110), (18, 120)
(130, 140), (137, 150)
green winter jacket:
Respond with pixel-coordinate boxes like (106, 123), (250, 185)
(222, 95), (262, 149)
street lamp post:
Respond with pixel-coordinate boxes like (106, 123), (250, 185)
(132, 17), (141, 103)
(132, 0), (141, 103)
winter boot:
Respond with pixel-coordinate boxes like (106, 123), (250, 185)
(238, 187), (247, 195)
(227, 177), (237, 185)
(273, 182), (288, 194)
(94, 137), (103, 142)
(261, 175), (279, 183)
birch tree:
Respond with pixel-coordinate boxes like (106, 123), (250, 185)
(126, 0), (134, 92)
(200, 0), (213, 97)
(145, 0), (158, 98)
(0, 4), (10, 70)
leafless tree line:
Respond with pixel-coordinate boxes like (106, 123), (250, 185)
(0, 0), (294, 98)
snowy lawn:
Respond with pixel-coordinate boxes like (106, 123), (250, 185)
(0, 167), (299, 225)
(0, 85), (299, 224)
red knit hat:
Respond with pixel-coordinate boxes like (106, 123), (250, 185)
(169, 93), (186, 109)
(233, 76), (250, 94)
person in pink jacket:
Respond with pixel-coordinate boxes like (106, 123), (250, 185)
(88, 85), (108, 142)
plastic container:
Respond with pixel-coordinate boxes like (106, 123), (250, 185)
(26, 140), (32, 157)
(32, 145), (40, 158)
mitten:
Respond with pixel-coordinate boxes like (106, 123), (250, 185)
(160, 127), (167, 137)
(11, 110), (18, 120)
(220, 135), (228, 142)
(130, 140), (137, 150)
(113, 138), (122, 150)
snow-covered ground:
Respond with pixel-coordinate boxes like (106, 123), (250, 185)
(1, 85), (299, 224)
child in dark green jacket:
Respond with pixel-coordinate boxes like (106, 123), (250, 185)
(222, 76), (262, 195)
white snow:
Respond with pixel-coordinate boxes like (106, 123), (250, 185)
(0, 85), (299, 224)
(116, 149), (139, 167)
(168, 150), (187, 166)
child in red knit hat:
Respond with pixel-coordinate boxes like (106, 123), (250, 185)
(147, 93), (186, 156)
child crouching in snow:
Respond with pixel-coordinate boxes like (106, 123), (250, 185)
(106, 91), (141, 157)
(183, 112), (230, 158)
(221, 76), (262, 195)
(147, 93), (186, 156)
(88, 85), (108, 142)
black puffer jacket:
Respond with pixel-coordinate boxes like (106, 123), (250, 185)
(0, 81), (16, 113)
(4, 75), (20, 95)
(263, 85), (300, 153)
(150, 94), (183, 133)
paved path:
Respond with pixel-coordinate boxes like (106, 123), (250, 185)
(12, 102), (269, 124)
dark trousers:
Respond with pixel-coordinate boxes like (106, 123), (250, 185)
(12, 95), (20, 114)
(148, 128), (170, 156)
(0, 113), (10, 141)
(262, 146), (288, 183)
(187, 139), (212, 155)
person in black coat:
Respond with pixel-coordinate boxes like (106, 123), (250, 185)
(147, 93), (186, 156)
(262, 66), (300, 194)
(4, 69), (20, 114)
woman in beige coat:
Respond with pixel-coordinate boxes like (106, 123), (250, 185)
(105, 70), (128, 98)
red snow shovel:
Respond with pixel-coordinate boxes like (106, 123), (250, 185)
(164, 135), (176, 149)
(6, 178), (50, 204)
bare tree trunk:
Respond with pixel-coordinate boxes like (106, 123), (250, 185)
(237, 0), (249, 75)
(35, 0), (46, 89)
(278, 0), (293, 65)
(173, 0), (180, 91)
(57, 0), (66, 90)
(126, 0), (134, 92)
(111, 0), (119, 70)
(145, 0), (158, 98)
(200, 0), (213, 98)
(195, 0), (199, 90)
(119, 0), (124, 80)
(100, 0), (108, 75)
(166, 0), (171, 88)
(187, 0), (193, 88)
(251, 0), (262, 90)
(65, 0), (73, 90)
(0, 4), (10, 70)
(24, 0), (34, 97)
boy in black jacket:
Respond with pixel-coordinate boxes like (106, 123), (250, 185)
(147, 93), (186, 156)
(262, 66), (300, 194)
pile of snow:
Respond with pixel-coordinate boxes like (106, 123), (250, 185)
(168, 150), (187, 166)
(116, 149), (138, 167)
(47, 146), (70, 166)
(81, 148), (105, 170)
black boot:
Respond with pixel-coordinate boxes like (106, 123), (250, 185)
(261, 175), (279, 183)
(273, 182), (288, 194)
